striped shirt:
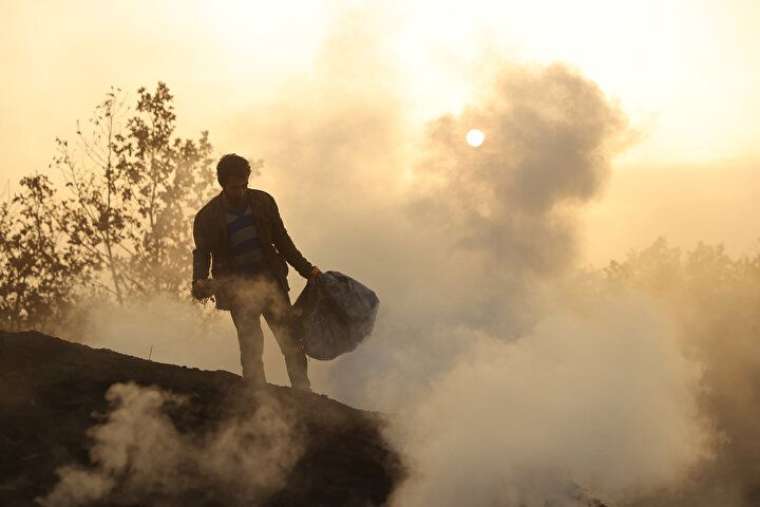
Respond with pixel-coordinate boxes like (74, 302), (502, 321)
(226, 204), (265, 273)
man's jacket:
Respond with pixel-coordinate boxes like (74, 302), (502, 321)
(192, 189), (314, 310)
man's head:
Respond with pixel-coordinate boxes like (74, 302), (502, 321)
(217, 154), (251, 206)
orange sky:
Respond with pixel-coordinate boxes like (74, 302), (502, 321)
(2, 0), (759, 265)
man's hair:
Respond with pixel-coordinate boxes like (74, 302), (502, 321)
(216, 153), (251, 186)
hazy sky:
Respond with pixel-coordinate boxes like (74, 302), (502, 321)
(6, 6), (757, 503)
(2, 0), (759, 264)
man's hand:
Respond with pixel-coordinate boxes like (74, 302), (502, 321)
(191, 279), (215, 300)
(309, 266), (322, 282)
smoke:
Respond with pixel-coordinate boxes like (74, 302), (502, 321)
(344, 62), (715, 502)
(40, 382), (303, 506)
(401, 63), (630, 334)
(600, 239), (760, 507)
(229, 6), (713, 505)
(74, 287), (305, 387)
(411, 64), (628, 268)
(308, 61), (638, 405)
(45, 4), (757, 505)
(386, 291), (710, 506)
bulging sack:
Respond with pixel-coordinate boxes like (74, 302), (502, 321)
(292, 271), (380, 360)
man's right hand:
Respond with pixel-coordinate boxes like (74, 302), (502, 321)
(191, 279), (215, 300)
(308, 266), (322, 282)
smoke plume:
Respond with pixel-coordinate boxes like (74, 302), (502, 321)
(40, 382), (303, 506)
(217, 7), (712, 504)
(50, 5), (759, 505)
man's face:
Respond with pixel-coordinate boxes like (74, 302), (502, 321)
(222, 174), (249, 205)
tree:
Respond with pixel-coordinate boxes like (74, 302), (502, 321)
(121, 83), (218, 296)
(0, 175), (93, 331)
(53, 82), (218, 303)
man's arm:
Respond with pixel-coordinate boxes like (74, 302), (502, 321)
(191, 212), (213, 298)
(268, 194), (316, 279)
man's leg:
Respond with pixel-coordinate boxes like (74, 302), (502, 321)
(230, 305), (266, 386)
(262, 279), (310, 390)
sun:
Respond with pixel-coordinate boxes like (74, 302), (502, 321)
(466, 129), (485, 147)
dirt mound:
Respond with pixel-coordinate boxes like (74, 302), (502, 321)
(0, 331), (402, 506)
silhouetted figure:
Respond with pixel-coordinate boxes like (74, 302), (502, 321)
(191, 154), (320, 390)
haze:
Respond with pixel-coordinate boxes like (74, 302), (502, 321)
(5, 3), (760, 505)
(3, 0), (759, 265)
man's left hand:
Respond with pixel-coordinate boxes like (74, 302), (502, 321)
(191, 279), (216, 300)
(309, 266), (322, 282)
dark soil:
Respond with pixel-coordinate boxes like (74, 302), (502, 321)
(0, 331), (403, 506)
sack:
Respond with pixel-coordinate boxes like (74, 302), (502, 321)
(292, 271), (380, 360)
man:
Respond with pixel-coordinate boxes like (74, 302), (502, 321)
(191, 154), (320, 391)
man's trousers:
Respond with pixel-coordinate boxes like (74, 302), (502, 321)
(228, 274), (310, 390)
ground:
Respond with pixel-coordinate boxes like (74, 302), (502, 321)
(0, 331), (402, 507)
